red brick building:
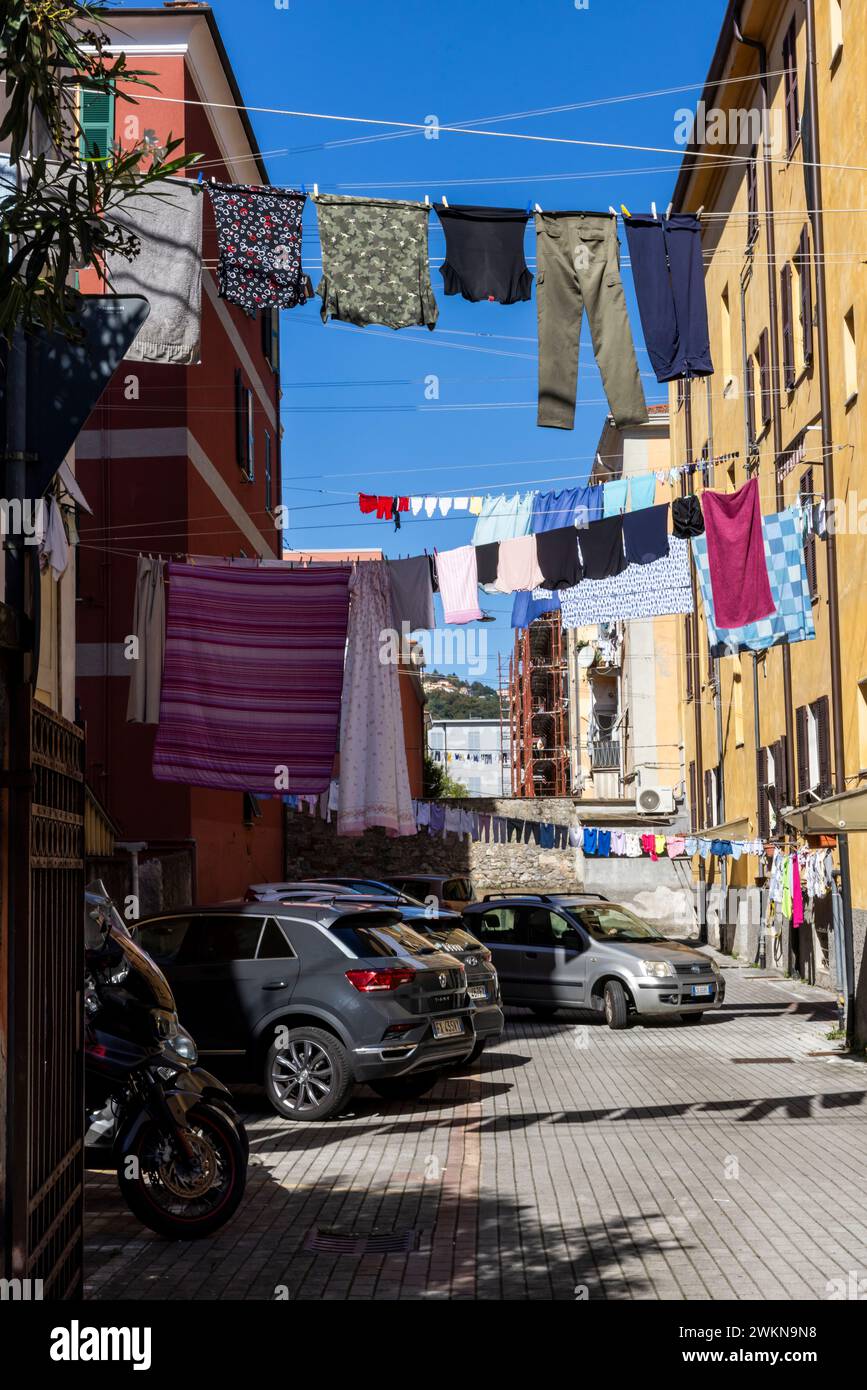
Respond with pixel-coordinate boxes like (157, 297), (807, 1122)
(77, 4), (285, 906)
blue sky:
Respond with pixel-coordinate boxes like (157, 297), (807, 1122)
(183, 1), (724, 679)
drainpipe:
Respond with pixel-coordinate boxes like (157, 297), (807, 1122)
(683, 382), (706, 942)
(733, 11), (797, 805)
(803, 0), (856, 1042)
(706, 377), (727, 939)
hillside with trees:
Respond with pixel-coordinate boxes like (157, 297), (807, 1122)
(423, 672), (503, 720)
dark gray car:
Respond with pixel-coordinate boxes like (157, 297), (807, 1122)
(136, 901), (476, 1121)
(247, 882), (503, 1064)
(463, 894), (725, 1028)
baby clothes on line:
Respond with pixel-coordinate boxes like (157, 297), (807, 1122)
(435, 546), (483, 624)
(313, 193), (438, 330)
(207, 182), (313, 312)
(672, 494), (705, 538)
(435, 203), (532, 304)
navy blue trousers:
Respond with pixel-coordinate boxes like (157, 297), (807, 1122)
(624, 213), (713, 382)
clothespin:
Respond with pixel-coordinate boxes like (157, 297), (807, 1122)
(666, 202), (673, 219)
(620, 203), (631, 217)
(313, 183), (319, 197)
(534, 202), (542, 212)
(608, 206), (617, 218)
(197, 170), (204, 184)
(424, 194), (430, 206)
(696, 205), (704, 219)
(651, 202), (658, 220)
(441, 194), (449, 207)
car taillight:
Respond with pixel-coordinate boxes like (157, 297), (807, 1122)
(345, 967), (416, 992)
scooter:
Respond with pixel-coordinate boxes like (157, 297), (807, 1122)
(84, 882), (248, 1238)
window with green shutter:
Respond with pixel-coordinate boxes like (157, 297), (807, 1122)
(79, 84), (115, 160)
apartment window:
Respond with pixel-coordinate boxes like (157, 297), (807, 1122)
(688, 760), (698, 833)
(771, 734), (790, 813)
(843, 306), (858, 404)
(781, 263), (795, 390)
(79, 83), (115, 160)
(858, 679), (867, 771)
(746, 149), (759, 245)
(829, 0), (844, 67)
(704, 767), (719, 829)
(721, 284), (734, 390)
(757, 330), (771, 427)
(757, 746), (771, 838)
(800, 467), (818, 597)
(676, 377), (685, 412)
(795, 225), (814, 368)
(796, 697), (832, 801)
(261, 306), (280, 374)
(235, 369), (255, 481)
(729, 667), (744, 750)
(782, 17), (800, 157)
(264, 431), (273, 512)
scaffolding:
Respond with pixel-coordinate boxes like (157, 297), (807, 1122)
(508, 612), (570, 798)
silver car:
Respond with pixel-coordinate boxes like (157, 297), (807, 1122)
(462, 894), (725, 1028)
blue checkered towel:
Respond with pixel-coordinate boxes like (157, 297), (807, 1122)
(692, 506), (815, 656)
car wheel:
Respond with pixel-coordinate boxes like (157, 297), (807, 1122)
(603, 981), (630, 1030)
(529, 1005), (559, 1019)
(265, 1027), (354, 1121)
(680, 1012), (704, 1025)
(369, 1073), (441, 1101)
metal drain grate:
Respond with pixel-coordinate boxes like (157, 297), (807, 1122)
(304, 1227), (421, 1256)
(731, 1057), (794, 1064)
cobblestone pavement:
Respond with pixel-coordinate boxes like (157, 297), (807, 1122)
(85, 953), (867, 1301)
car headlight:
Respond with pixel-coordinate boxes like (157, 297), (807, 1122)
(641, 960), (676, 978)
(710, 959), (722, 976)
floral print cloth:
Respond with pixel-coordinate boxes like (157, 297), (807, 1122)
(313, 193), (438, 330)
(207, 182), (314, 311)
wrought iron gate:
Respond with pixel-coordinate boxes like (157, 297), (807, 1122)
(6, 694), (85, 1298)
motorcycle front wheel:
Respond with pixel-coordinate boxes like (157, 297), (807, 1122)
(117, 1102), (247, 1239)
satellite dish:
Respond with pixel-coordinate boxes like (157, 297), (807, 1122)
(576, 646), (595, 669)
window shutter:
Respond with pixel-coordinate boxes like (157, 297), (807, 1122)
(781, 263), (795, 389)
(746, 355), (756, 445)
(688, 760), (698, 833)
(813, 695), (832, 796)
(747, 152), (759, 245)
(757, 747), (770, 839)
(685, 617), (694, 701)
(235, 368), (246, 472)
(704, 769), (713, 828)
(777, 733), (791, 810)
(758, 331), (771, 425)
(80, 84), (115, 160)
(783, 20), (800, 156)
(800, 468), (817, 596)
(796, 705), (810, 804)
(797, 225), (813, 367)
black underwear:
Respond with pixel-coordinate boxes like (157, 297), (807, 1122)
(434, 204), (532, 305)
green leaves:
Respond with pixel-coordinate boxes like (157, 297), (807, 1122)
(0, 1), (202, 339)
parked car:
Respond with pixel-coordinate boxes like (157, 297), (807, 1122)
(380, 874), (476, 913)
(462, 893), (725, 1028)
(136, 901), (476, 1120)
(245, 882), (503, 1064)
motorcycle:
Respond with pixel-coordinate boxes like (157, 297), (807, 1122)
(84, 881), (248, 1239)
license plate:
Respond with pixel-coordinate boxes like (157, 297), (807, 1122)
(432, 1016), (464, 1038)
(468, 985), (488, 1001)
(691, 984), (713, 997)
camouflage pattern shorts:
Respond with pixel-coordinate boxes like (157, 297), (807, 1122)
(313, 193), (438, 331)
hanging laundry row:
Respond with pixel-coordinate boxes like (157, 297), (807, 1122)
(106, 179), (715, 434)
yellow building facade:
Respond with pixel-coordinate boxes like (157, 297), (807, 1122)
(669, 0), (867, 1040)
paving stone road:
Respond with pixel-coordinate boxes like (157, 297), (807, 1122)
(85, 951), (867, 1301)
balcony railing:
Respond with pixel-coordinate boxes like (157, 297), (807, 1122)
(590, 738), (620, 770)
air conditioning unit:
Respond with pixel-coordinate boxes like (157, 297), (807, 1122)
(636, 786), (675, 815)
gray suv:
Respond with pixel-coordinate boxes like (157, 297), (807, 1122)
(462, 895), (725, 1028)
(136, 902), (476, 1120)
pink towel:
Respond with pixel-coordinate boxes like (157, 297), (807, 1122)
(702, 478), (775, 628)
(435, 545), (483, 624)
